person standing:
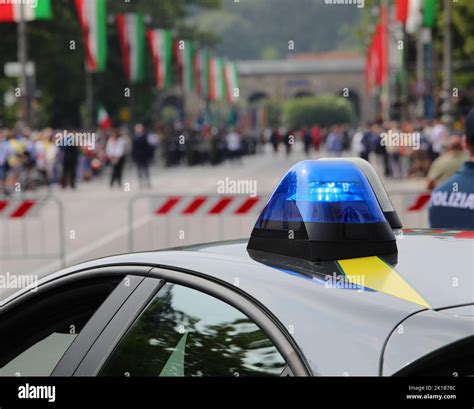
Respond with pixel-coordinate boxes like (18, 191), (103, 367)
(311, 125), (321, 152)
(325, 125), (343, 157)
(430, 117), (448, 161)
(360, 123), (373, 162)
(302, 127), (312, 156)
(426, 135), (466, 190)
(0, 129), (9, 193)
(284, 130), (293, 157)
(225, 127), (243, 164)
(106, 129), (126, 188)
(132, 124), (153, 189)
(270, 128), (280, 154)
(61, 133), (79, 189)
(429, 109), (474, 229)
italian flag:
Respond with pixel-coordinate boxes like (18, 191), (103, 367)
(173, 39), (183, 81)
(195, 49), (210, 99)
(148, 29), (172, 89)
(75, 0), (107, 72)
(397, 0), (436, 31)
(224, 62), (240, 103)
(117, 13), (146, 83)
(365, 5), (388, 95)
(209, 57), (226, 102)
(180, 40), (195, 92)
(97, 105), (112, 129)
(0, 0), (52, 22)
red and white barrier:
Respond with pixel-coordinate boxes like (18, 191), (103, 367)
(0, 199), (43, 219)
(150, 196), (265, 216)
(406, 192), (431, 212)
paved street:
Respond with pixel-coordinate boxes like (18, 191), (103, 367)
(0, 145), (427, 279)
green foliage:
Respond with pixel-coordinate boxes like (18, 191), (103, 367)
(283, 96), (356, 129)
(0, 78), (18, 127)
(262, 99), (283, 128)
(260, 47), (280, 61)
(191, 0), (361, 60)
(451, 1), (474, 60)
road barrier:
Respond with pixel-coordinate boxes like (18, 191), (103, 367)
(128, 190), (431, 253)
(388, 190), (431, 228)
(0, 195), (66, 268)
(0, 198), (46, 219)
(128, 194), (267, 252)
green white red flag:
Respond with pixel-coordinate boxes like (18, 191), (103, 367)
(224, 62), (239, 103)
(179, 40), (195, 92)
(365, 5), (388, 95)
(396, 0), (436, 29)
(117, 13), (146, 83)
(173, 39), (183, 81)
(147, 29), (173, 89)
(97, 105), (112, 129)
(209, 57), (226, 101)
(0, 0), (52, 22)
(75, 0), (107, 72)
(195, 49), (210, 99)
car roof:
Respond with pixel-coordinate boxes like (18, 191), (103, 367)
(2, 229), (473, 375)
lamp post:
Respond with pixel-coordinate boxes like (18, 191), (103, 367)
(441, 0), (454, 130)
(18, 3), (30, 127)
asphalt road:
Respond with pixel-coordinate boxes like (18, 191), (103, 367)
(0, 145), (427, 280)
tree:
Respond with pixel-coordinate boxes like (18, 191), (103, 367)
(283, 96), (356, 129)
(191, 0), (361, 60)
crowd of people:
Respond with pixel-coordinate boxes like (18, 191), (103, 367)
(0, 122), (257, 194)
(0, 116), (469, 196)
(263, 117), (467, 190)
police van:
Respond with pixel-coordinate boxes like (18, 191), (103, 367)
(0, 159), (473, 377)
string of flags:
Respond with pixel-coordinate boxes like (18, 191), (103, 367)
(75, 0), (108, 72)
(0, 0), (240, 103)
(365, 0), (438, 96)
(0, 0), (52, 22)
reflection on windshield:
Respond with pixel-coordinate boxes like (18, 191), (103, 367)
(100, 283), (286, 376)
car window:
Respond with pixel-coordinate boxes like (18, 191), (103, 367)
(0, 276), (122, 377)
(99, 282), (287, 377)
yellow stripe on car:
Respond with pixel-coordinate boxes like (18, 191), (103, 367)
(337, 256), (431, 309)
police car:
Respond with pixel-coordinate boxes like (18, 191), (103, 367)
(0, 159), (473, 377)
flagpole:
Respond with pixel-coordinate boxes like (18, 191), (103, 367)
(423, 27), (434, 120)
(401, 25), (409, 121)
(382, 0), (390, 121)
(130, 83), (136, 125)
(416, 29), (425, 118)
(18, 3), (30, 127)
(85, 65), (94, 129)
(442, 0), (454, 130)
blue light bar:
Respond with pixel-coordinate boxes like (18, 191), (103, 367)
(256, 160), (385, 228)
(248, 160), (397, 261)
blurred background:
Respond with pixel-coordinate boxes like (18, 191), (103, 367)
(0, 0), (472, 276)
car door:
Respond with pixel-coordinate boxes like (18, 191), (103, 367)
(382, 305), (474, 376)
(0, 266), (151, 377)
(73, 267), (310, 377)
